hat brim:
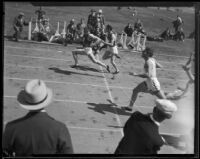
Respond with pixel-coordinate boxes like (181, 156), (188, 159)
(17, 88), (53, 110)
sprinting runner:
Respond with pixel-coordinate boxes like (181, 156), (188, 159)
(165, 52), (195, 100)
(101, 24), (120, 74)
(123, 47), (166, 111)
(71, 27), (110, 73)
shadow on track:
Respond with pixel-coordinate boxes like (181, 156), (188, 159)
(70, 65), (101, 73)
(87, 100), (131, 116)
(49, 67), (103, 78)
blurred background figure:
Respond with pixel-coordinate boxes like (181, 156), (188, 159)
(124, 23), (134, 37)
(13, 12), (29, 41)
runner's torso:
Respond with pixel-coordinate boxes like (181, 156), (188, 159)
(144, 58), (157, 79)
(107, 32), (116, 47)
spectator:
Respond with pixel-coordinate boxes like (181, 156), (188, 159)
(3, 79), (74, 156)
(134, 18), (143, 32)
(160, 27), (173, 40)
(172, 15), (183, 33)
(66, 19), (77, 43)
(76, 18), (86, 39)
(95, 9), (105, 37)
(115, 99), (177, 154)
(87, 9), (97, 34)
(124, 23), (134, 37)
(35, 7), (46, 21)
(13, 12), (29, 42)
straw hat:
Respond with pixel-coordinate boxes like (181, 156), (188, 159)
(17, 79), (53, 110)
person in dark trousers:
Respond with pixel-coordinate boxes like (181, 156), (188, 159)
(13, 12), (29, 41)
(115, 99), (177, 154)
(3, 79), (74, 157)
(124, 23), (134, 37)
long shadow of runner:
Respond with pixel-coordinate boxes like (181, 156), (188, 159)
(71, 65), (101, 73)
(87, 101), (131, 116)
(49, 67), (103, 78)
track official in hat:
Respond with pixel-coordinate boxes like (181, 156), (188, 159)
(13, 12), (29, 41)
(3, 79), (74, 157)
(115, 99), (177, 154)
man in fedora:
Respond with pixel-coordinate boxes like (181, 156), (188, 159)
(3, 79), (73, 156)
(115, 99), (178, 154)
(13, 12), (29, 42)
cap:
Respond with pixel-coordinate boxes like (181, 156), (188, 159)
(155, 99), (177, 116)
(98, 9), (102, 13)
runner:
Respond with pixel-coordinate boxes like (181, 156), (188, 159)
(101, 24), (120, 74)
(71, 27), (110, 73)
(123, 47), (166, 112)
(165, 52), (195, 100)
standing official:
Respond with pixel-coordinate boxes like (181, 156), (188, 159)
(3, 79), (74, 156)
(13, 12), (29, 41)
(115, 99), (177, 154)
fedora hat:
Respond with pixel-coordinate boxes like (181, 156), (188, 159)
(155, 99), (177, 116)
(17, 79), (53, 110)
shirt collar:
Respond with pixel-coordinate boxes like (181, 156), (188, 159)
(150, 114), (160, 127)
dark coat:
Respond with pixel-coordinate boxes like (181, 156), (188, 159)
(115, 111), (164, 154)
(124, 26), (134, 37)
(3, 111), (73, 156)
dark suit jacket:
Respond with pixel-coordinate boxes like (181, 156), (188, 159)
(115, 111), (164, 154)
(3, 111), (73, 156)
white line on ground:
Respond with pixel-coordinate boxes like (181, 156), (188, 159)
(5, 54), (72, 62)
(4, 76), (189, 93)
(5, 44), (190, 59)
(5, 56), (188, 82)
(2, 120), (182, 136)
(5, 53), (185, 73)
(3, 95), (193, 112)
(97, 55), (124, 136)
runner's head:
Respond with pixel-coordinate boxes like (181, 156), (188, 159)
(142, 47), (154, 59)
(105, 24), (112, 33)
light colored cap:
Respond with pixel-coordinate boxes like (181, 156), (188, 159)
(19, 12), (25, 16)
(155, 99), (177, 115)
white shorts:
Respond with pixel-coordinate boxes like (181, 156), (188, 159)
(109, 46), (118, 55)
(74, 47), (93, 56)
(145, 78), (161, 92)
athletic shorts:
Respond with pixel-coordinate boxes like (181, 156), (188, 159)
(74, 47), (93, 56)
(145, 78), (161, 92)
(102, 46), (118, 60)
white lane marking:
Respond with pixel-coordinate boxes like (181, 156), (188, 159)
(4, 76), (192, 93)
(97, 55), (124, 136)
(5, 45), (190, 59)
(2, 120), (183, 136)
(4, 62), (188, 82)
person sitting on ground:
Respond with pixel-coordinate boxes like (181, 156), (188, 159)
(174, 27), (185, 41)
(115, 99), (178, 154)
(3, 79), (74, 157)
(87, 9), (97, 34)
(71, 27), (110, 73)
(66, 19), (77, 43)
(160, 27), (173, 40)
(13, 12), (29, 42)
(124, 23), (134, 37)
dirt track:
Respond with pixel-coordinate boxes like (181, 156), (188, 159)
(4, 40), (194, 154)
